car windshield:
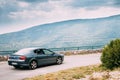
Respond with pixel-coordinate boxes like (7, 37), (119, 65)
(14, 48), (34, 55)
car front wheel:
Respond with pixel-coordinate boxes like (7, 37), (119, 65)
(29, 60), (37, 70)
(56, 57), (62, 65)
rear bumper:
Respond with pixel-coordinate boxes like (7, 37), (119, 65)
(8, 61), (29, 67)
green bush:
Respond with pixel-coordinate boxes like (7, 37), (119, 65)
(101, 39), (120, 69)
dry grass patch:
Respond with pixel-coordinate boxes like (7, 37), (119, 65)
(24, 64), (120, 80)
(0, 55), (8, 61)
(24, 65), (111, 80)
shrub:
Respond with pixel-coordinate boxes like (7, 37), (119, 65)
(101, 39), (120, 69)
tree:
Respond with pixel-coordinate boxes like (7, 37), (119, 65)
(101, 39), (120, 69)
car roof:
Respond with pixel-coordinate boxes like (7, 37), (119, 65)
(19, 47), (47, 51)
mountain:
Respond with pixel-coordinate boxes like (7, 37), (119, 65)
(0, 15), (120, 50)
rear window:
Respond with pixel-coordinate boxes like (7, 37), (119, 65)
(14, 48), (34, 55)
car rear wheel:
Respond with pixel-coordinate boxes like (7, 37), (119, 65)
(56, 57), (62, 65)
(29, 60), (37, 70)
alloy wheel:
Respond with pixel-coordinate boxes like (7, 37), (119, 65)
(29, 61), (37, 70)
(56, 57), (62, 65)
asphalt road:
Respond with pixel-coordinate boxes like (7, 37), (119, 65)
(0, 53), (101, 80)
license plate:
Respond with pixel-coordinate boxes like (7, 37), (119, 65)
(12, 62), (17, 65)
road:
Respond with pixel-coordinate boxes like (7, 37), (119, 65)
(0, 53), (101, 80)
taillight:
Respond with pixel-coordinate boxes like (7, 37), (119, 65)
(19, 56), (26, 60)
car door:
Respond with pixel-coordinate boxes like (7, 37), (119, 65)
(35, 49), (47, 66)
(42, 49), (57, 64)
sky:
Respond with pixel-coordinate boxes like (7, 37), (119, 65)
(0, 0), (120, 34)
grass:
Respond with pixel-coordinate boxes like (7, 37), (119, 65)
(0, 55), (8, 61)
(23, 64), (120, 80)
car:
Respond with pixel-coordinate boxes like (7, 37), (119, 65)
(8, 48), (64, 69)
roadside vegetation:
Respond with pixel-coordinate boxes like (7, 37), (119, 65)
(60, 49), (102, 56)
(24, 64), (120, 80)
(0, 55), (8, 61)
(101, 39), (120, 69)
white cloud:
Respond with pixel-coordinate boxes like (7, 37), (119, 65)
(18, 1), (29, 8)
(8, 1), (68, 20)
(9, 10), (42, 19)
(0, 0), (120, 34)
(9, 4), (120, 22)
(69, 7), (120, 19)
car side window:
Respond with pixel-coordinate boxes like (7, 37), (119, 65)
(43, 49), (53, 55)
(34, 49), (44, 55)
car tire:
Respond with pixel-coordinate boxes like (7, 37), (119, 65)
(29, 60), (37, 70)
(56, 57), (62, 65)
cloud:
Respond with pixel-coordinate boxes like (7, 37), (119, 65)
(7, 0), (120, 20)
(68, 0), (120, 9)
(0, 0), (19, 24)
(0, 0), (120, 34)
(8, 2), (120, 26)
(6, 0), (68, 20)
(18, 1), (29, 8)
(113, 0), (120, 7)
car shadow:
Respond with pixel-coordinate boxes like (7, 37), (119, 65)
(12, 63), (63, 70)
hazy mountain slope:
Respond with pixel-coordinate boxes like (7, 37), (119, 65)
(0, 15), (120, 50)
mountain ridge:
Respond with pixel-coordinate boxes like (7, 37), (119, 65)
(1, 14), (120, 35)
(0, 14), (120, 50)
